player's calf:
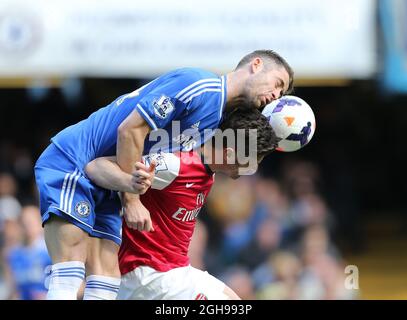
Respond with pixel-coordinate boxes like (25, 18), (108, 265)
(83, 237), (121, 300)
(44, 216), (88, 300)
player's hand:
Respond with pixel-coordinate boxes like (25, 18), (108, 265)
(130, 160), (156, 194)
(123, 197), (155, 232)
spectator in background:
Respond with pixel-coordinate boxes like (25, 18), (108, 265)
(0, 172), (22, 241)
(278, 160), (337, 247)
(301, 224), (340, 262)
(286, 193), (335, 243)
(221, 266), (256, 300)
(188, 219), (209, 270)
(254, 177), (290, 223)
(4, 205), (51, 300)
(0, 196), (22, 231)
(297, 224), (355, 299)
(237, 217), (282, 270)
(282, 159), (321, 199)
(207, 176), (257, 264)
(0, 174), (23, 299)
(0, 172), (18, 197)
(0, 213), (23, 299)
(256, 251), (302, 300)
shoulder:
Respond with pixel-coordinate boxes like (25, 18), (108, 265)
(168, 67), (219, 81)
(167, 68), (222, 104)
(164, 68), (221, 91)
(145, 68), (220, 101)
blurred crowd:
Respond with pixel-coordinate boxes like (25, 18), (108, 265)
(0, 140), (357, 300)
(0, 171), (50, 299)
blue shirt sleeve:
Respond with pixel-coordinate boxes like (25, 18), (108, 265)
(133, 70), (222, 130)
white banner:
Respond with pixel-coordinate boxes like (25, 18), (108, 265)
(0, 0), (376, 78)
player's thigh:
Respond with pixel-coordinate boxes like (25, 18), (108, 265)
(87, 195), (122, 277)
(35, 144), (97, 263)
(182, 266), (236, 300)
(91, 192), (122, 246)
(86, 236), (120, 277)
(128, 266), (237, 300)
(44, 215), (89, 263)
(117, 266), (168, 300)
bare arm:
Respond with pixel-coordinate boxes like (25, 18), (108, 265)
(85, 156), (155, 194)
(117, 109), (151, 184)
(117, 110), (155, 231)
(85, 156), (132, 192)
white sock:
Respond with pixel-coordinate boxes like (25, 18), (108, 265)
(46, 261), (85, 300)
(83, 275), (121, 300)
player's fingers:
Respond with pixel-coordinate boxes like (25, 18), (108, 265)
(132, 176), (148, 185)
(134, 161), (149, 172)
(136, 221), (145, 232)
(133, 168), (151, 180)
(141, 179), (152, 188)
(148, 160), (157, 173)
(134, 175), (153, 186)
(144, 217), (154, 232)
(131, 180), (149, 193)
(124, 216), (138, 230)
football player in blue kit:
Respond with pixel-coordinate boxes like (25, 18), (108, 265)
(34, 50), (293, 299)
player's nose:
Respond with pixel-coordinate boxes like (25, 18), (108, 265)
(270, 91), (278, 101)
(271, 88), (283, 100)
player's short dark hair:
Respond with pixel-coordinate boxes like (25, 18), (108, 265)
(236, 49), (294, 94)
(218, 107), (281, 158)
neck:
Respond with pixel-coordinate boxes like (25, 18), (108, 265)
(224, 69), (248, 111)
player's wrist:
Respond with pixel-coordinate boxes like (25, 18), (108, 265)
(121, 191), (140, 203)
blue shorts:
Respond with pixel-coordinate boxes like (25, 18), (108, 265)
(34, 143), (122, 245)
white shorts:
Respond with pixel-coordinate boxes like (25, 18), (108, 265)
(117, 265), (228, 300)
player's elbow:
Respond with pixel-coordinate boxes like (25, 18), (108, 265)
(84, 160), (98, 181)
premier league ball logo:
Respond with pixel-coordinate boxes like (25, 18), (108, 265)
(262, 96), (316, 152)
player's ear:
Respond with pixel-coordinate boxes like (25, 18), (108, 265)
(224, 147), (236, 164)
(251, 57), (263, 73)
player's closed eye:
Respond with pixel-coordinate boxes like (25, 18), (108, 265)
(275, 81), (285, 97)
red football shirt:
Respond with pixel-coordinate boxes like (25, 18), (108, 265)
(119, 151), (214, 274)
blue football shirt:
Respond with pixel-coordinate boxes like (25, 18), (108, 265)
(51, 68), (227, 171)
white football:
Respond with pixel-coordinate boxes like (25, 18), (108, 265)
(262, 95), (316, 152)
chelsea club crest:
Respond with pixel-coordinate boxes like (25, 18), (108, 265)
(75, 201), (91, 217)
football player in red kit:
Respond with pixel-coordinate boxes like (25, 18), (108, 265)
(84, 108), (279, 299)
